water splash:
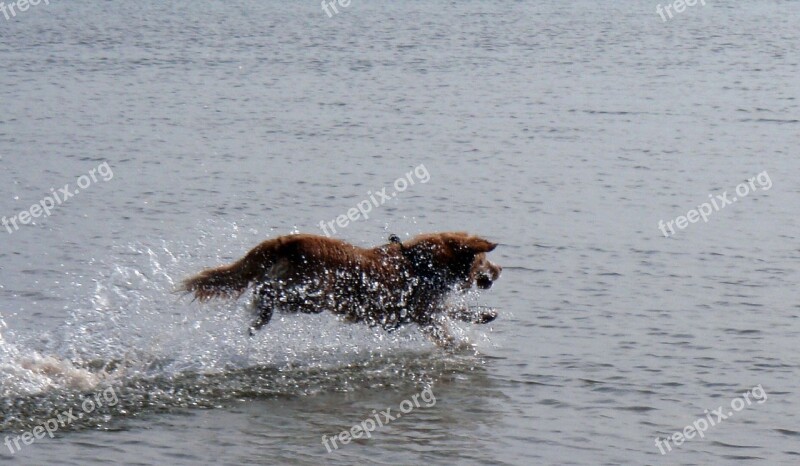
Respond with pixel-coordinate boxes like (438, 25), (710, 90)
(0, 224), (491, 433)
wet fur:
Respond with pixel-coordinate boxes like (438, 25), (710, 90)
(180, 232), (501, 347)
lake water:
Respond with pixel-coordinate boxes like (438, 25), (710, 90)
(1, 1), (798, 464)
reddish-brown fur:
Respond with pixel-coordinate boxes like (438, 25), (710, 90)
(180, 232), (501, 346)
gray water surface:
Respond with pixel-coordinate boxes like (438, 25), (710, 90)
(1, 1), (798, 464)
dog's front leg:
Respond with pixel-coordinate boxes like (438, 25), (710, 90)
(419, 318), (457, 349)
(447, 306), (498, 324)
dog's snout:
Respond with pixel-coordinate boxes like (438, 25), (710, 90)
(469, 257), (502, 290)
(476, 274), (493, 289)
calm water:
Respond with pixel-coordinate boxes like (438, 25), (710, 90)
(1, 1), (799, 464)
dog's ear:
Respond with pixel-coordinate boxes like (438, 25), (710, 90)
(464, 236), (497, 253)
(457, 236), (497, 254)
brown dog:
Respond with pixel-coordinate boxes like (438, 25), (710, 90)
(180, 232), (501, 347)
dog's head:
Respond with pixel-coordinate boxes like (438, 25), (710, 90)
(396, 232), (501, 292)
(470, 252), (502, 290)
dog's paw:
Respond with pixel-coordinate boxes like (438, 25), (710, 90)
(474, 308), (497, 324)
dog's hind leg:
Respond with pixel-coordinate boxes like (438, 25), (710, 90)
(249, 283), (275, 336)
(249, 310), (273, 336)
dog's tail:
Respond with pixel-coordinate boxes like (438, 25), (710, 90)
(178, 239), (280, 301)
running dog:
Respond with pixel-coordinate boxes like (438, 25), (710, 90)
(179, 232), (501, 347)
